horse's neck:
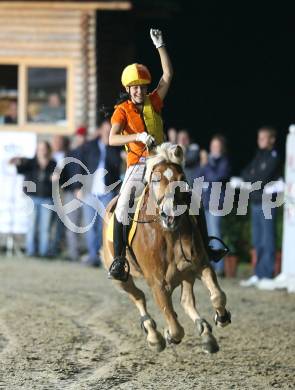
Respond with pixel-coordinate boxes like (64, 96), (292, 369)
(141, 184), (158, 215)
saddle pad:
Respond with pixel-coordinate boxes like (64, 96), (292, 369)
(106, 187), (147, 246)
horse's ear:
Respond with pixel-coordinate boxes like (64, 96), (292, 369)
(149, 149), (157, 157)
(174, 145), (183, 160)
(171, 145), (184, 164)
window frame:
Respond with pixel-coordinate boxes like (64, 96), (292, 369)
(0, 57), (74, 134)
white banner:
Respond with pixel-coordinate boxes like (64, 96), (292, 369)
(0, 132), (37, 234)
(282, 126), (295, 276)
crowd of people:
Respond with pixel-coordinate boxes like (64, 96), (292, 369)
(9, 115), (120, 267)
(167, 126), (282, 285)
(8, 118), (282, 286)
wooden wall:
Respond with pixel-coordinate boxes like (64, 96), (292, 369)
(0, 7), (97, 133)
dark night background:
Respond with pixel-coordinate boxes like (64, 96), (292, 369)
(98, 1), (295, 175)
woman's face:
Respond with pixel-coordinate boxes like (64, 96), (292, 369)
(210, 138), (223, 157)
(128, 85), (148, 105)
(37, 142), (50, 159)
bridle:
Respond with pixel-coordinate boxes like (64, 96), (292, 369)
(129, 165), (191, 226)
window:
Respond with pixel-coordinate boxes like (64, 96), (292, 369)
(0, 60), (73, 134)
(0, 65), (18, 125)
(27, 67), (67, 125)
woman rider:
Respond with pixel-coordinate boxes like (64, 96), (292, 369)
(107, 29), (169, 281)
(108, 29), (227, 281)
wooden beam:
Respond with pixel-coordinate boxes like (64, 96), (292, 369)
(0, 32), (82, 41)
(0, 9), (81, 16)
(0, 41), (83, 50)
(0, 17), (82, 25)
(0, 124), (75, 135)
(0, 2), (132, 11)
(0, 50), (81, 58)
(0, 25), (82, 34)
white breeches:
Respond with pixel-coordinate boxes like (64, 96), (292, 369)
(115, 164), (146, 225)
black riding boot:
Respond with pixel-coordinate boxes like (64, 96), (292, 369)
(108, 215), (130, 282)
(197, 204), (229, 262)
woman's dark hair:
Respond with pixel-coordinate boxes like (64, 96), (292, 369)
(96, 105), (113, 126)
(211, 133), (227, 154)
(258, 126), (277, 139)
(63, 136), (71, 152)
(115, 91), (130, 105)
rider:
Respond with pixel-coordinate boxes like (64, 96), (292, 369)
(108, 29), (228, 282)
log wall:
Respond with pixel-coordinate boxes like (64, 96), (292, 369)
(0, 6), (97, 133)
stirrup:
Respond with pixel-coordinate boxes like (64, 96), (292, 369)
(108, 256), (130, 282)
(208, 236), (230, 263)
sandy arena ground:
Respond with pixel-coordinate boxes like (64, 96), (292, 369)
(0, 256), (294, 390)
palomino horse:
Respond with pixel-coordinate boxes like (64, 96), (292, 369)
(102, 143), (231, 353)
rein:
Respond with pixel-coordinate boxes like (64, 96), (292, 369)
(178, 228), (194, 263)
(129, 215), (159, 224)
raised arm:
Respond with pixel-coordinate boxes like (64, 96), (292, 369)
(150, 29), (173, 101)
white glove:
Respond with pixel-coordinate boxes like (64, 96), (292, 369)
(136, 132), (155, 147)
(150, 28), (165, 49)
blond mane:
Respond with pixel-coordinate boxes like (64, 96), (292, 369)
(145, 142), (184, 182)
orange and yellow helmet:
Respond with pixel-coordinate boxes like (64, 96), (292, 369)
(121, 63), (151, 87)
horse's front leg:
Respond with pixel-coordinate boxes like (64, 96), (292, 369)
(151, 283), (184, 345)
(181, 278), (219, 353)
(199, 264), (231, 327)
(117, 276), (166, 352)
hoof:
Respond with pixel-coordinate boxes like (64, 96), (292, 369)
(196, 319), (219, 354)
(214, 309), (231, 328)
(164, 329), (182, 345)
(195, 319), (212, 336)
(148, 333), (166, 352)
(140, 315), (157, 334)
(201, 333), (219, 354)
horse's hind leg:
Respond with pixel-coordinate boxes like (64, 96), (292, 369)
(199, 264), (231, 327)
(180, 279), (219, 353)
(116, 276), (166, 352)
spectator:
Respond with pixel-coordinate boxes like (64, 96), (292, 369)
(4, 100), (18, 124)
(51, 135), (70, 168)
(177, 129), (200, 187)
(79, 117), (121, 267)
(59, 126), (88, 261)
(34, 93), (65, 123)
(199, 134), (231, 276)
(10, 141), (56, 257)
(167, 127), (177, 144)
(240, 126), (281, 287)
(49, 135), (70, 257)
(72, 126), (88, 148)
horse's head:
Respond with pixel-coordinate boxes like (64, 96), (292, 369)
(145, 143), (190, 232)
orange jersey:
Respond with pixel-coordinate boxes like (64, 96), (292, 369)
(111, 90), (163, 167)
